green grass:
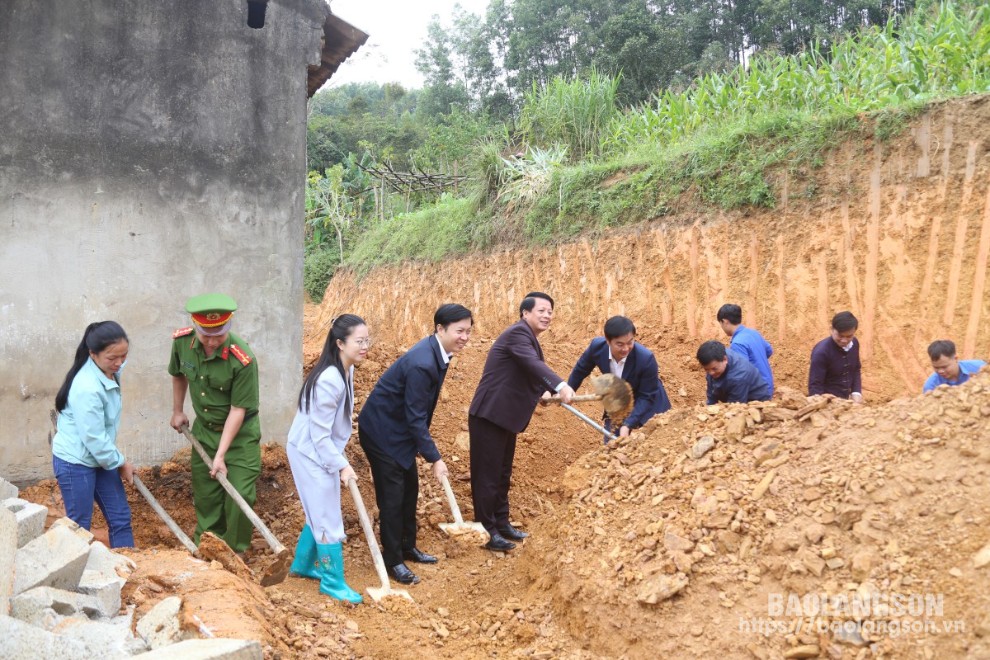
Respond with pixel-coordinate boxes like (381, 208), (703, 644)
(345, 196), (488, 274)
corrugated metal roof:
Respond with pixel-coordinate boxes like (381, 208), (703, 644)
(307, 12), (368, 97)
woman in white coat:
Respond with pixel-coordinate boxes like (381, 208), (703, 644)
(287, 314), (370, 603)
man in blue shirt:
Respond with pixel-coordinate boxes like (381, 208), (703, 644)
(923, 339), (986, 392)
(717, 304), (774, 396)
(697, 340), (770, 405)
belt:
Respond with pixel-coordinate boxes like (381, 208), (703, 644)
(201, 410), (258, 432)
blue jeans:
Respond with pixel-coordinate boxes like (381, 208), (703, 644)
(52, 455), (134, 548)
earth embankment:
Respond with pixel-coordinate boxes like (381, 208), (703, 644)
(316, 95), (990, 404)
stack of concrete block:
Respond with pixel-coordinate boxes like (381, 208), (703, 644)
(0, 477), (262, 660)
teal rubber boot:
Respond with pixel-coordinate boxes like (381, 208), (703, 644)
(316, 542), (363, 604)
(290, 525), (320, 580)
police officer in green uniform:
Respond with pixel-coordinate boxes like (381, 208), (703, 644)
(168, 293), (261, 553)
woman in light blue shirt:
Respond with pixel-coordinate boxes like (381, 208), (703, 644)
(52, 321), (135, 547)
(286, 314), (369, 604)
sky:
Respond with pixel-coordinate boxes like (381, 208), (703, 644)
(326, 0), (491, 90)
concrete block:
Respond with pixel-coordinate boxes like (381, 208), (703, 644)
(2, 498), (48, 548)
(55, 613), (138, 659)
(0, 477), (17, 500)
(10, 586), (108, 625)
(134, 638), (263, 659)
(0, 614), (90, 659)
(85, 541), (136, 580)
(0, 508), (15, 616)
(136, 596), (185, 649)
(13, 524), (90, 595)
(77, 569), (123, 617)
(50, 516), (95, 544)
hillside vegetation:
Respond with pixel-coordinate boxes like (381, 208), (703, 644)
(304, 1), (990, 296)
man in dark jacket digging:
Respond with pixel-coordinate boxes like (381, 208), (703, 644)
(567, 315), (671, 441)
(358, 304), (473, 585)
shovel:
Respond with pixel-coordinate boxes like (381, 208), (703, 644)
(180, 426), (291, 586)
(546, 374), (633, 418)
(438, 474), (489, 542)
(346, 477), (413, 602)
(131, 474), (198, 555)
(546, 374), (633, 441)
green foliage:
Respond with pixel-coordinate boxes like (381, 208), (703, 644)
(412, 0), (918, 112)
(607, 1), (990, 152)
(519, 70), (620, 161)
(307, 83), (426, 173)
(494, 146), (569, 217)
(346, 197), (486, 272)
(410, 107), (497, 170)
(303, 247), (340, 302)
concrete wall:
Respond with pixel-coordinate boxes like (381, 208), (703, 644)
(0, 0), (327, 481)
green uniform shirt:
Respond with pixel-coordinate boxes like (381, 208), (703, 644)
(168, 330), (260, 429)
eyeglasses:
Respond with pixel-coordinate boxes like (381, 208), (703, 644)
(352, 338), (373, 348)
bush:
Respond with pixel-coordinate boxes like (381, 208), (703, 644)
(303, 247), (340, 302)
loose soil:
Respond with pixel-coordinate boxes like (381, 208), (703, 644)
(19, 95), (990, 659)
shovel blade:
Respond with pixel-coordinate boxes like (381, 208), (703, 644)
(439, 522), (490, 542)
(260, 549), (292, 587)
(367, 585), (413, 602)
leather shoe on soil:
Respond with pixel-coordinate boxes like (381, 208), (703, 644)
(484, 533), (516, 552)
(387, 563), (420, 585)
(497, 524), (529, 541)
(403, 547), (438, 564)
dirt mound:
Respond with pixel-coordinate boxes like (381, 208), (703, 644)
(520, 373), (990, 659)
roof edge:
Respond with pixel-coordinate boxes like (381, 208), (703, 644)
(307, 12), (369, 97)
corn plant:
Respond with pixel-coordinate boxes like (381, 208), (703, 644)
(606, 1), (990, 154)
(519, 69), (621, 162)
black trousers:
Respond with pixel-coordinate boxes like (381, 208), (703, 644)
(359, 428), (419, 567)
(468, 414), (517, 535)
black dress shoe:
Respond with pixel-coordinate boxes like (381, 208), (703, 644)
(497, 524), (529, 541)
(387, 563), (420, 585)
(403, 547), (438, 564)
(484, 533), (516, 552)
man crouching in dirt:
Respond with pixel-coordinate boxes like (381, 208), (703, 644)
(468, 292), (575, 552)
(168, 293), (261, 555)
(697, 340), (770, 405)
(358, 304), (474, 586)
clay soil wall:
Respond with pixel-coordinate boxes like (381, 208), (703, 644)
(316, 96), (990, 403)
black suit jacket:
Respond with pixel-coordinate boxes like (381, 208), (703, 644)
(566, 337), (672, 428)
(469, 320), (564, 434)
(357, 336), (447, 469)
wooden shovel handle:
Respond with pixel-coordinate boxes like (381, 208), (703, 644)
(180, 426), (285, 554)
(346, 478), (391, 590)
(547, 394), (602, 404)
(439, 474), (465, 524)
(132, 474), (198, 555)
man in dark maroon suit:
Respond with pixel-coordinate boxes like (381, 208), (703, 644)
(468, 292), (575, 551)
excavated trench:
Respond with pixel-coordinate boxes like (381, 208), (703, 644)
(18, 95), (990, 658)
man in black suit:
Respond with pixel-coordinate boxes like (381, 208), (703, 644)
(468, 292), (575, 552)
(567, 315), (671, 441)
(358, 304), (473, 585)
